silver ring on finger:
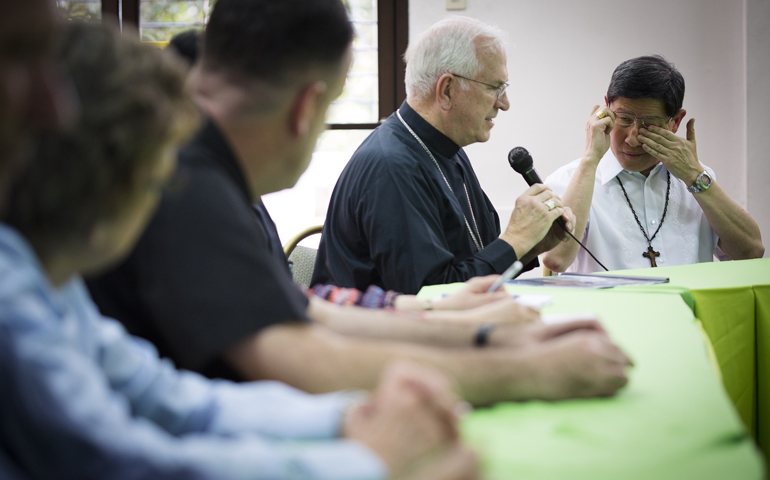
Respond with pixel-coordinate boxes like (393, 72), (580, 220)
(544, 199), (556, 211)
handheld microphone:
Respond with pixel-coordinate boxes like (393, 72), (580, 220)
(508, 147), (565, 229)
(508, 147), (543, 187)
(507, 147), (608, 271)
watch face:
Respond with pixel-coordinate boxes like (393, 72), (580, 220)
(700, 173), (713, 187)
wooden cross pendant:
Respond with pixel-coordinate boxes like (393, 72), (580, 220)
(642, 245), (660, 268)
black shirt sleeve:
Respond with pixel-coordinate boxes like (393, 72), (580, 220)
(87, 157), (308, 376)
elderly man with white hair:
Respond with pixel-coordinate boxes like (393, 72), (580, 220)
(313, 17), (576, 295)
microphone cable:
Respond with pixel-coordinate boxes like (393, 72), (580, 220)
(508, 146), (609, 272)
(557, 222), (608, 272)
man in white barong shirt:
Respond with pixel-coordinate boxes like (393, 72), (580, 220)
(543, 55), (763, 273)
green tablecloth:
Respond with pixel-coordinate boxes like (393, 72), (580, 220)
(613, 258), (770, 454)
(418, 285), (764, 479)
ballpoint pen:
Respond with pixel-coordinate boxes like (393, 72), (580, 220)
(486, 260), (523, 293)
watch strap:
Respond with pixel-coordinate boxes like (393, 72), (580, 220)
(474, 324), (494, 347)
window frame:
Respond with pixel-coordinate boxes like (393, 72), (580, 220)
(100, 0), (408, 129)
(101, 0), (138, 30)
(329, 0), (408, 130)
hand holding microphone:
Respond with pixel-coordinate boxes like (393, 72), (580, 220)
(508, 147), (573, 231)
(497, 148), (576, 260)
(500, 184), (574, 256)
(508, 147), (608, 271)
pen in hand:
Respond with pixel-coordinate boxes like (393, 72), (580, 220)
(486, 260), (524, 293)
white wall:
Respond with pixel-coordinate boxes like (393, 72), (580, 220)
(410, 0), (769, 257)
(747, 0), (770, 256)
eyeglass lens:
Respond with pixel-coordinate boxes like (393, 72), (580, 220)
(614, 112), (668, 128)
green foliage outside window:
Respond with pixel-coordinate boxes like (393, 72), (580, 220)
(140, 1), (215, 42)
(56, 0), (379, 124)
(56, 1), (101, 22)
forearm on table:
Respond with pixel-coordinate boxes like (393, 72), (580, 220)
(542, 160), (596, 272)
(392, 294), (426, 311)
(223, 322), (457, 394)
(394, 294), (478, 314)
(222, 320), (545, 406)
(694, 182), (764, 259)
(309, 297), (482, 347)
(447, 349), (543, 406)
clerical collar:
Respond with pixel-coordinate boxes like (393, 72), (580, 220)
(598, 149), (666, 185)
(398, 101), (460, 159)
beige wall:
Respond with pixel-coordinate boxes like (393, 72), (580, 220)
(409, 0), (769, 258)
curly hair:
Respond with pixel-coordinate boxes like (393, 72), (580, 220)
(5, 22), (198, 257)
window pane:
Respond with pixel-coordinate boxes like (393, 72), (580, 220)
(56, 0), (101, 22)
(139, 0), (215, 43)
(327, 0), (378, 124)
(261, 129), (372, 247)
(138, 0), (378, 123)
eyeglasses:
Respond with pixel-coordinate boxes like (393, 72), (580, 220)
(612, 111), (673, 128)
(450, 73), (509, 100)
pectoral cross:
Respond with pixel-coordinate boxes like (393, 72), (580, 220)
(642, 245), (660, 268)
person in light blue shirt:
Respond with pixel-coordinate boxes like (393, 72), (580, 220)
(0, 235), (382, 478)
(0, 446), (27, 480)
(0, 1), (74, 476)
(0, 20), (475, 480)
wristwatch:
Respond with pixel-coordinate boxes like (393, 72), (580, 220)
(687, 171), (712, 194)
(474, 324), (494, 347)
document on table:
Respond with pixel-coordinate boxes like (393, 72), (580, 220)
(509, 272), (669, 289)
(541, 312), (599, 325)
(511, 294), (552, 310)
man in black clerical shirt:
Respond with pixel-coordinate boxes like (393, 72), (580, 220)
(313, 17), (576, 294)
(87, 0), (631, 406)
